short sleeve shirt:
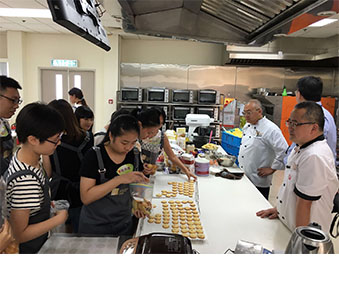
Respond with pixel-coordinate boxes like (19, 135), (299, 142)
(80, 144), (136, 184)
(277, 137), (338, 232)
(6, 150), (46, 217)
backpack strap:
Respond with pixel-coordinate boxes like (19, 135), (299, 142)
(93, 146), (106, 183)
(59, 131), (90, 161)
(6, 169), (44, 187)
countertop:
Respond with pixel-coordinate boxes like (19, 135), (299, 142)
(137, 171), (291, 254)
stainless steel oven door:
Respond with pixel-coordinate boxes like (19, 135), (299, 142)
(172, 107), (194, 120)
(147, 88), (169, 102)
(172, 90), (193, 103)
(120, 88), (143, 102)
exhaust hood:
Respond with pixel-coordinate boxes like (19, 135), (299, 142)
(118, 0), (338, 45)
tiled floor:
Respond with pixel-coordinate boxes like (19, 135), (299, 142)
(269, 170), (339, 253)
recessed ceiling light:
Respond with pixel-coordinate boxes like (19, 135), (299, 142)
(0, 8), (51, 18)
(273, 33), (287, 37)
(308, 18), (337, 27)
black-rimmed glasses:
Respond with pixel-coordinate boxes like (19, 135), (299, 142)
(285, 119), (315, 129)
(45, 132), (64, 146)
(0, 94), (23, 105)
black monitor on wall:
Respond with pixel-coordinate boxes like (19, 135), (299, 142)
(47, 0), (111, 51)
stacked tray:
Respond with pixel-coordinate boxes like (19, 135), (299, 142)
(139, 175), (206, 241)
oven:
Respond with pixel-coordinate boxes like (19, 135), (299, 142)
(198, 89), (220, 105)
(172, 106), (195, 121)
(118, 104), (142, 113)
(119, 88), (143, 102)
(196, 107), (219, 121)
(172, 89), (193, 103)
(146, 88), (169, 102)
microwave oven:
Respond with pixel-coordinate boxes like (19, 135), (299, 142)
(118, 104), (142, 113)
(120, 88), (143, 102)
(198, 89), (220, 105)
(196, 107), (219, 121)
(146, 88), (169, 102)
(172, 89), (193, 103)
(172, 107), (195, 121)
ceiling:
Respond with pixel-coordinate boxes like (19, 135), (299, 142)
(0, 0), (337, 40)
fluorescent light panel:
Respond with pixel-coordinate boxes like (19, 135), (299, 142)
(0, 8), (51, 18)
(309, 18), (337, 27)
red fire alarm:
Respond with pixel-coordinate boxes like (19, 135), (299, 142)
(108, 99), (113, 104)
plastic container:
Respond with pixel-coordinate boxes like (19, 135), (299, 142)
(195, 157), (210, 176)
(180, 153), (195, 173)
(130, 183), (154, 216)
(221, 131), (242, 157)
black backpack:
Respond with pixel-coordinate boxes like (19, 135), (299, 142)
(49, 132), (90, 206)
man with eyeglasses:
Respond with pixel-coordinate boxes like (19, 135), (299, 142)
(257, 102), (338, 233)
(284, 76), (337, 164)
(0, 76), (22, 252)
(0, 75), (22, 176)
(238, 99), (288, 200)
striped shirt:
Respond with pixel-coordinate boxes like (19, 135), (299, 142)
(6, 150), (46, 217)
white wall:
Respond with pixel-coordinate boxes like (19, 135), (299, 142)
(0, 33), (7, 58)
(5, 31), (120, 131)
(121, 38), (225, 65)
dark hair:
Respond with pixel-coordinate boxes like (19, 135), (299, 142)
(48, 99), (85, 142)
(130, 107), (165, 128)
(110, 108), (130, 123)
(16, 102), (65, 144)
(68, 87), (87, 106)
(296, 76), (323, 102)
(294, 101), (324, 131)
(75, 106), (94, 132)
(0, 75), (22, 93)
(102, 114), (140, 144)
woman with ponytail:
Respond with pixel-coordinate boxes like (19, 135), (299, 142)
(68, 87), (88, 111)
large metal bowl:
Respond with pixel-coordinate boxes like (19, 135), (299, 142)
(217, 155), (236, 167)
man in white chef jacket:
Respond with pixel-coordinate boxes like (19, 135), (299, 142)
(257, 102), (338, 233)
(238, 99), (288, 199)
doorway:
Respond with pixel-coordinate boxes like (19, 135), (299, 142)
(40, 69), (95, 109)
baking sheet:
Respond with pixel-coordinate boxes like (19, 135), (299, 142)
(152, 174), (198, 202)
(139, 197), (207, 241)
(38, 234), (119, 254)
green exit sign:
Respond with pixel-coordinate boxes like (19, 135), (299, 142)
(51, 59), (78, 67)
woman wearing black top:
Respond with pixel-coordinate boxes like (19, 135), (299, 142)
(43, 99), (94, 233)
(78, 114), (149, 236)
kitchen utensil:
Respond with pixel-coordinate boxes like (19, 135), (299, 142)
(217, 155), (236, 167)
(285, 223), (334, 254)
(119, 233), (195, 254)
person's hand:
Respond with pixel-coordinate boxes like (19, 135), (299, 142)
(133, 209), (147, 219)
(55, 209), (68, 224)
(184, 169), (197, 182)
(257, 167), (275, 177)
(0, 219), (15, 252)
(256, 208), (278, 219)
(142, 163), (153, 176)
(120, 171), (150, 184)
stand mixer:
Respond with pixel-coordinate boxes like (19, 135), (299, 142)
(185, 114), (213, 142)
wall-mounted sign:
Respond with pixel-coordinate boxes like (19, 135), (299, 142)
(51, 59), (78, 67)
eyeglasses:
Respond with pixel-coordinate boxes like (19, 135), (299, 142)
(242, 109), (259, 116)
(45, 132), (64, 146)
(0, 94), (23, 105)
(285, 119), (315, 129)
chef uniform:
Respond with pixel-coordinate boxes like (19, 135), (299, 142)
(238, 116), (288, 189)
(276, 135), (338, 232)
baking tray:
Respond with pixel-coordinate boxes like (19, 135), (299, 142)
(152, 174), (199, 204)
(38, 234), (119, 254)
(138, 197), (206, 241)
